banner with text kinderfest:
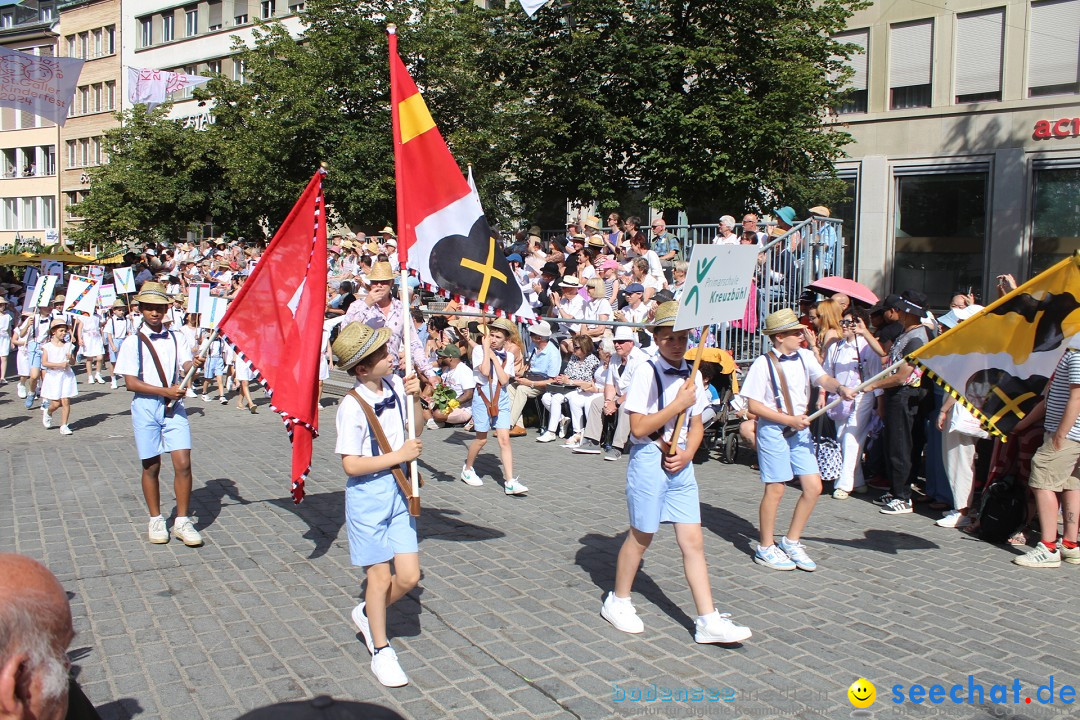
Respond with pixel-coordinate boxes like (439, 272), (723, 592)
(0, 47), (84, 127)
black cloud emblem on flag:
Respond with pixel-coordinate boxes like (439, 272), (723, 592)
(428, 217), (524, 314)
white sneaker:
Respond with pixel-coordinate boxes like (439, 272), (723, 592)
(186, 388), (197, 398)
(171, 517), (204, 547)
(504, 478), (528, 495)
(110, 378), (118, 389)
(601, 592), (644, 634)
(460, 465), (483, 486)
(935, 510), (972, 528)
(219, 395), (228, 405)
(778, 536), (817, 571)
(351, 602), (376, 655)
(1013, 542), (1061, 568)
(536, 430), (558, 443)
(148, 517), (169, 544)
(17, 383), (27, 398)
(562, 433), (582, 448)
(425, 418), (439, 430)
(41, 406), (51, 429)
(201, 394), (211, 402)
(695, 610), (752, 644)
(832, 489), (849, 500)
(370, 645), (409, 687)
(59, 425), (73, 436)
(95, 374), (104, 383)
(753, 543), (795, 571)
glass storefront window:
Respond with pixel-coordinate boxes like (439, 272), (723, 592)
(1031, 167), (1080, 276)
(893, 172), (988, 307)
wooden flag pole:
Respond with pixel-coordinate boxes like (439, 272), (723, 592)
(398, 266), (421, 515)
(168, 327), (219, 410)
(804, 358), (904, 423)
(667, 325), (713, 456)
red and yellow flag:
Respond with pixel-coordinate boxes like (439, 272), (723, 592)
(388, 25), (534, 322)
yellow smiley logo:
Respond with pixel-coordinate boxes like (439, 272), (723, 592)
(848, 678), (876, 708)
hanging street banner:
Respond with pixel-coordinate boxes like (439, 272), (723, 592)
(0, 47), (84, 127)
(674, 245), (760, 331)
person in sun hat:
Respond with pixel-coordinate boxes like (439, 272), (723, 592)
(333, 321), (426, 687)
(113, 281), (206, 548)
(602, 302), (753, 645)
(342, 262), (437, 384)
(39, 317), (78, 436)
(737, 308), (855, 572)
(460, 317), (528, 495)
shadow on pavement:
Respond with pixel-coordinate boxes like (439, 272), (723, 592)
(190, 478), (250, 532)
(802, 528), (940, 554)
(0, 415), (28, 429)
(574, 532), (695, 637)
(700, 502), (759, 558)
(69, 412), (111, 431)
(269, 490), (345, 560)
(96, 697), (143, 720)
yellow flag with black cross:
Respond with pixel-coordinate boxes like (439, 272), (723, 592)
(908, 252), (1080, 439)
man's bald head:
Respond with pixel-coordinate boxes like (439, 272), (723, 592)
(0, 554), (72, 720)
(831, 293), (851, 311)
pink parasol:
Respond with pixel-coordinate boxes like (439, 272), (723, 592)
(807, 276), (878, 306)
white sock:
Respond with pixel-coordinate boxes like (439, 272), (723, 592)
(175, 515), (188, 524)
(149, 515), (163, 522)
(611, 593), (632, 606)
(697, 609), (718, 622)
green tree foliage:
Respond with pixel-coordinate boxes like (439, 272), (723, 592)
(75, 0), (865, 241)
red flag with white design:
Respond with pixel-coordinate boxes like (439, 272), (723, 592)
(217, 169), (327, 503)
(389, 26), (534, 323)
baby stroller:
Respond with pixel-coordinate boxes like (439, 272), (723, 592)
(684, 346), (742, 464)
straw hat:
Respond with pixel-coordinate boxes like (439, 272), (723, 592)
(762, 308), (808, 335)
(49, 317), (69, 331)
(583, 216), (603, 231)
(379, 226), (396, 236)
(367, 262), (395, 282)
(132, 282), (171, 305)
(364, 241), (380, 256)
(613, 325), (637, 342)
(0, 296), (7, 305)
(586, 236), (606, 248)
(333, 322), (392, 372)
(560, 276), (582, 288)
(112, 298), (127, 309)
(650, 301), (679, 330)
(808, 206), (830, 217)
(478, 317), (517, 336)
(528, 321), (551, 338)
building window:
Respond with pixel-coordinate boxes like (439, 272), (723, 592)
(0, 197), (56, 230)
(289, 1), (304, 11)
(0, 10), (13, 28)
(66, 140), (76, 169)
(66, 35), (76, 58)
(78, 32), (89, 58)
(92, 28), (102, 57)
(79, 139), (89, 167)
(261, 0), (275, 18)
(105, 80), (115, 110)
(162, 14), (174, 42)
(79, 86), (89, 115)
(233, 58), (245, 83)
(955, 9), (1004, 104)
(1029, 0), (1080, 97)
(206, 59), (221, 75)
(39, 3), (54, 21)
(833, 28), (868, 114)
(1031, 166), (1080, 275)
(893, 171), (988, 306)
(235, 13), (248, 24)
(208, 0), (222, 30)
(186, 7), (198, 37)
(889, 19), (934, 110)
(45, 145), (55, 176)
(92, 84), (102, 112)
(106, 25), (115, 54)
(140, 18), (153, 47)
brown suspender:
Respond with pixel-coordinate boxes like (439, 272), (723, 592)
(346, 389), (422, 516)
(137, 333), (177, 416)
(765, 352), (810, 416)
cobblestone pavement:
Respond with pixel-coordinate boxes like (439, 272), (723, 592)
(2, 380), (1079, 720)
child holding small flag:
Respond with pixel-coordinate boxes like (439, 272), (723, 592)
(460, 318), (527, 495)
(333, 321), (424, 688)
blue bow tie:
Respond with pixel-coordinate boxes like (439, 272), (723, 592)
(493, 350), (507, 362)
(778, 353), (800, 362)
(374, 393), (397, 416)
(148, 331), (169, 340)
(663, 366), (690, 378)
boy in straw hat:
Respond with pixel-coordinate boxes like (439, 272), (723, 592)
(602, 302), (752, 645)
(113, 281), (206, 547)
(738, 308), (855, 571)
(332, 321), (425, 688)
(460, 317), (527, 495)
(104, 299), (132, 389)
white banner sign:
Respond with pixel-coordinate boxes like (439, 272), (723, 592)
(87, 264), (105, 283)
(97, 283), (117, 309)
(21, 266), (38, 288)
(0, 47), (84, 127)
(64, 275), (99, 317)
(41, 260), (64, 283)
(674, 245), (759, 331)
(113, 266), (136, 294)
(187, 283), (211, 315)
(30, 274), (57, 307)
(199, 296), (228, 330)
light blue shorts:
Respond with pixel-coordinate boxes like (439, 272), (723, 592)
(108, 344), (120, 363)
(756, 421), (819, 483)
(28, 341), (42, 370)
(471, 384), (511, 433)
(204, 356), (225, 379)
(131, 394), (192, 460)
(626, 442), (700, 533)
(346, 471), (418, 567)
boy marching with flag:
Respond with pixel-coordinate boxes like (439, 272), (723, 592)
(333, 322), (425, 687)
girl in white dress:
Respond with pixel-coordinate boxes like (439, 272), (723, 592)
(0, 297), (12, 382)
(40, 318), (77, 435)
(12, 310), (32, 397)
(232, 347), (258, 413)
(77, 310), (105, 383)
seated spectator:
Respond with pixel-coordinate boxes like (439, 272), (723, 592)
(538, 334), (600, 445)
(426, 345), (473, 428)
(573, 325), (649, 459)
(614, 283), (653, 346)
(599, 259), (622, 306)
(627, 237), (665, 290)
(581, 279), (612, 342)
(326, 281), (356, 316)
(508, 321), (560, 435)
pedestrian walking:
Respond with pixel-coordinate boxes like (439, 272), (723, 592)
(39, 318), (77, 436)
